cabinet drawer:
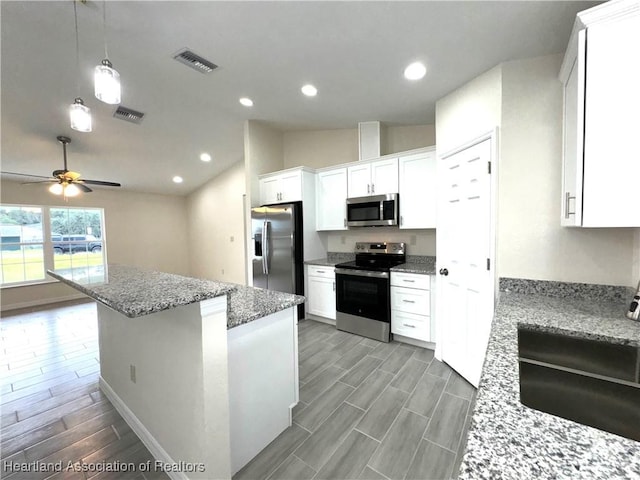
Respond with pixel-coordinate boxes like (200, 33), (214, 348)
(390, 272), (430, 290)
(392, 310), (430, 341)
(307, 265), (335, 279)
(391, 286), (429, 315)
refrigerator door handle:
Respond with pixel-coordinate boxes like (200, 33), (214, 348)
(263, 220), (270, 275)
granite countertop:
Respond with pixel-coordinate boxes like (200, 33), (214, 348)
(227, 285), (305, 329)
(47, 265), (305, 328)
(391, 256), (437, 275)
(304, 258), (342, 267)
(460, 290), (640, 479)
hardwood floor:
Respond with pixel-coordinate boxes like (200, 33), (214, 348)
(235, 319), (477, 480)
(1, 301), (169, 480)
(1, 303), (476, 480)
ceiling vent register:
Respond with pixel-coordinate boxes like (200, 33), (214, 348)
(113, 106), (145, 124)
(173, 49), (218, 74)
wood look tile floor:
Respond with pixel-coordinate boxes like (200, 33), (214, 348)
(1, 303), (476, 480)
(235, 319), (477, 480)
(0, 300), (170, 480)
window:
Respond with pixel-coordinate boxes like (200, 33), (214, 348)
(0, 205), (106, 287)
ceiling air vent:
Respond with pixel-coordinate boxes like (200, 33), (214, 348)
(173, 48), (218, 74)
(113, 106), (145, 124)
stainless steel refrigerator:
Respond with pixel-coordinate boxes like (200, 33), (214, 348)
(251, 202), (304, 315)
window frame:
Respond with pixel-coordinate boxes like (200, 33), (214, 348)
(0, 204), (107, 288)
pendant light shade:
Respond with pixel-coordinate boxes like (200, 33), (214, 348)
(64, 183), (81, 197)
(70, 98), (92, 132)
(94, 59), (121, 104)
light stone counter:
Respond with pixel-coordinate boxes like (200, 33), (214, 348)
(460, 279), (640, 479)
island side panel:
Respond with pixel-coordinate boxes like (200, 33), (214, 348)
(227, 306), (299, 475)
(97, 297), (231, 480)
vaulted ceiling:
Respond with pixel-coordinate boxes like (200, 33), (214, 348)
(1, 1), (599, 195)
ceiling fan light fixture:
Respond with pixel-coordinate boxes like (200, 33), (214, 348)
(49, 183), (64, 195)
(94, 59), (121, 104)
(70, 98), (92, 132)
(64, 183), (81, 197)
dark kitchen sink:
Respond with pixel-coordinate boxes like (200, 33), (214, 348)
(518, 326), (640, 442)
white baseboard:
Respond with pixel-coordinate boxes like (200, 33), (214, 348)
(1, 293), (87, 313)
(99, 377), (186, 480)
(393, 334), (436, 350)
(303, 314), (336, 326)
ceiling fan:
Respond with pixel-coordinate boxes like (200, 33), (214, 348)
(1, 135), (121, 196)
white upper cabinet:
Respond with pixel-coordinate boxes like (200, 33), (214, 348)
(316, 167), (348, 231)
(259, 169), (303, 205)
(398, 149), (437, 229)
(560, 2), (640, 227)
(347, 158), (398, 198)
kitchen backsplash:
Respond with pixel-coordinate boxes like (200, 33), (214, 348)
(326, 229), (436, 256)
(500, 277), (633, 303)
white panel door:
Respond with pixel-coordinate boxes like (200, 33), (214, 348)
(437, 137), (494, 387)
(370, 158), (398, 195)
(307, 275), (336, 320)
(399, 152), (436, 229)
(278, 171), (303, 203)
(560, 30), (585, 226)
(582, 14), (640, 227)
(347, 163), (371, 198)
(260, 176), (280, 205)
(316, 168), (348, 230)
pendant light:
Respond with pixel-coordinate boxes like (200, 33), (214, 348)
(94, 0), (121, 104)
(69, 0), (92, 132)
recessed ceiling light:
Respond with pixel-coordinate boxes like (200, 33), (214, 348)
(301, 84), (317, 97)
(200, 153), (212, 162)
(172, 176), (183, 183)
(239, 97), (253, 107)
(404, 61), (427, 80)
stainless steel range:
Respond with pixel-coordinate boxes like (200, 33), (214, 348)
(335, 242), (406, 342)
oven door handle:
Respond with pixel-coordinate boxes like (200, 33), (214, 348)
(335, 268), (389, 279)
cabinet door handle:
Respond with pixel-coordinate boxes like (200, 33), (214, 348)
(402, 323), (416, 328)
(565, 192), (576, 218)
(403, 279), (415, 283)
(371, 184), (375, 194)
(333, 281), (335, 292)
(316, 270), (325, 274)
(367, 184), (370, 194)
(400, 215), (403, 226)
(344, 218), (347, 227)
(402, 299), (416, 303)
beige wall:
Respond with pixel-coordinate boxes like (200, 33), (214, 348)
(435, 65), (503, 155)
(187, 161), (246, 284)
(499, 54), (635, 286)
(1, 180), (189, 311)
(244, 120), (285, 208)
(283, 124), (435, 169)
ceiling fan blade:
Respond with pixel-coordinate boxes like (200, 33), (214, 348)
(1, 171), (53, 180)
(75, 183), (92, 193)
(81, 179), (122, 187)
(21, 180), (57, 185)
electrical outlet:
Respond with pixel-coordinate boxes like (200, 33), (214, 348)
(410, 235), (417, 246)
(341, 236), (346, 245)
(221, 268), (225, 275)
(230, 236), (234, 242)
(130, 365), (136, 383)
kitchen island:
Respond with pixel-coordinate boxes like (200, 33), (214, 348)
(460, 279), (640, 479)
(47, 265), (305, 480)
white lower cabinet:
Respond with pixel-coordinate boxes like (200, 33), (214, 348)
(391, 272), (433, 342)
(306, 265), (336, 320)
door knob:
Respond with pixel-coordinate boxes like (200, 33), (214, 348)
(439, 268), (449, 276)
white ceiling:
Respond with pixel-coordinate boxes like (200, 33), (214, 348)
(1, 1), (599, 196)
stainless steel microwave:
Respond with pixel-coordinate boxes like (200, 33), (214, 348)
(346, 193), (399, 227)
